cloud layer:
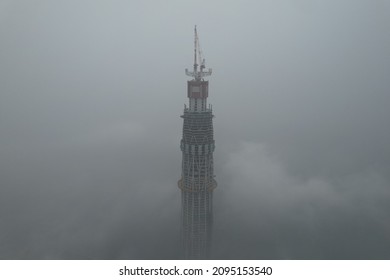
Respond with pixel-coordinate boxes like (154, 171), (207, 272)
(1, 0), (389, 259)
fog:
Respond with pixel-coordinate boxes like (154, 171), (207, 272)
(1, 0), (389, 259)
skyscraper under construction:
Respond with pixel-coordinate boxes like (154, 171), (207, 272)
(178, 26), (216, 259)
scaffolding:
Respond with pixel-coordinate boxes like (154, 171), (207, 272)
(178, 108), (217, 259)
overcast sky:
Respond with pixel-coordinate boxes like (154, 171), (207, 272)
(1, 0), (390, 259)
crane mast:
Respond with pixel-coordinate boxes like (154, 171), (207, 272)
(185, 26), (212, 81)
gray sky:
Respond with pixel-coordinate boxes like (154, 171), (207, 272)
(1, 0), (390, 259)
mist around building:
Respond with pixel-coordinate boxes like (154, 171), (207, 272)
(1, 1), (390, 259)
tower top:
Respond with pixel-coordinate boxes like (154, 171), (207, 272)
(185, 26), (212, 81)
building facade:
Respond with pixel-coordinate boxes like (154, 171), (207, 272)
(178, 27), (216, 259)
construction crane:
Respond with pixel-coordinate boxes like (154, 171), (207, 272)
(185, 25), (212, 81)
